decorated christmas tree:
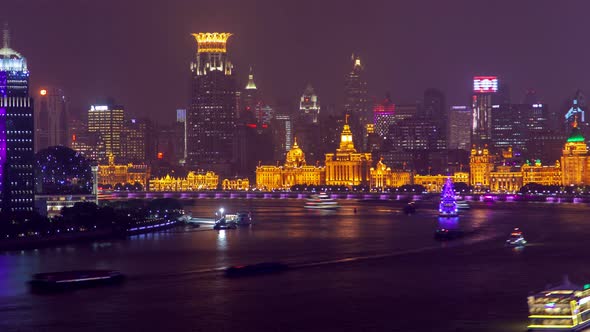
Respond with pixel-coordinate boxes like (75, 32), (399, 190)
(439, 177), (458, 217)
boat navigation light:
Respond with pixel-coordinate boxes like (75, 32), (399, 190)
(219, 208), (225, 215)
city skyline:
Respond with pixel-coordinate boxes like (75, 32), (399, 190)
(3, 0), (590, 123)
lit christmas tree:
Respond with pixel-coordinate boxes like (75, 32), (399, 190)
(439, 177), (458, 217)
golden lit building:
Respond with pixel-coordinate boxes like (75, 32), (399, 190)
(522, 160), (562, 186)
(369, 159), (411, 189)
(469, 146), (494, 189)
(414, 173), (469, 193)
(255, 138), (325, 190)
(561, 120), (589, 186)
(490, 165), (522, 193)
(325, 116), (372, 186)
(97, 154), (150, 189)
(150, 171), (219, 191)
(222, 178), (250, 190)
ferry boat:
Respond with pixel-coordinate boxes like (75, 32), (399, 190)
(527, 276), (590, 331)
(224, 211), (252, 226)
(29, 270), (125, 292)
(304, 193), (339, 210)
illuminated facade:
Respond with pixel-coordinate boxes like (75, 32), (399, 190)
(369, 159), (411, 189)
(344, 55), (369, 149)
(472, 76), (498, 146)
(522, 160), (561, 186)
(469, 146), (494, 189)
(87, 104), (124, 163)
(373, 95), (395, 138)
(150, 171), (219, 191)
(97, 154), (150, 189)
(120, 118), (146, 163)
(490, 165), (523, 193)
(187, 32), (237, 174)
(325, 117), (372, 186)
(255, 138), (325, 190)
(0, 26), (35, 213)
(561, 120), (590, 186)
(414, 173), (469, 193)
(299, 84), (320, 124)
(222, 178), (250, 190)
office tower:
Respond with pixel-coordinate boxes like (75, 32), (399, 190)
(564, 90), (587, 135)
(423, 88), (447, 142)
(471, 76), (498, 146)
(393, 103), (420, 123)
(121, 118), (146, 163)
(0, 27), (34, 213)
(271, 113), (293, 161)
(344, 55), (369, 149)
(70, 118), (104, 162)
(299, 84), (320, 124)
(373, 95), (395, 138)
(176, 109), (187, 162)
(87, 104), (124, 163)
(35, 88), (67, 152)
(187, 33), (237, 175)
(491, 104), (526, 153)
(241, 67), (261, 117)
(448, 106), (471, 150)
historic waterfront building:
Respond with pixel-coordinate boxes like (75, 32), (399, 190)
(222, 178), (250, 190)
(490, 165), (523, 193)
(0, 27), (35, 213)
(522, 160), (561, 187)
(561, 119), (590, 186)
(325, 117), (372, 186)
(255, 138), (324, 190)
(150, 171), (219, 191)
(187, 33), (237, 175)
(469, 146), (494, 190)
(97, 154), (150, 189)
(369, 159), (411, 189)
(414, 173), (469, 193)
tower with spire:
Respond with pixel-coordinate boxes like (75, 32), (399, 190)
(0, 24), (35, 214)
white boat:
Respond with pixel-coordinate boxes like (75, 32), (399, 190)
(305, 193), (339, 210)
(456, 200), (470, 210)
(527, 276), (590, 331)
(506, 228), (527, 247)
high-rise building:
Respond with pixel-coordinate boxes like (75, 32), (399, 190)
(271, 113), (293, 161)
(299, 84), (320, 124)
(564, 90), (588, 135)
(423, 88), (447, 145)
(70, 118), (104, 162)
(344, 55), (369, 149)
(393, 103), (420, 123)
(176, 109), (187, 162)
(491, 104), (526, 153)
(35, 88), (67, 152)
(471, 76), (499, 146)
(561, 119), (590, 186)
(120, 118), (146, 163)
(87, 104), (124, 163)
(373, 95), (395, 138)
(449, 106), (471, 150)
(241, 67), (261, 117)
(187, 33), (237, 175)
(0, 27), (35, 213)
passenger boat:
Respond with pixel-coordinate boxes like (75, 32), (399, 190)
(29, 270), (125, 292)
(527, 276), (590, 331)
(224, 211), (252, 226)
(304, 193), (339, 210)
(456, 200), (470, 210)
(439, 177), (458, 217)
(506, 228), (527, 247)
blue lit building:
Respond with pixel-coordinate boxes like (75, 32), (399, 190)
(0, 27), (35, 213)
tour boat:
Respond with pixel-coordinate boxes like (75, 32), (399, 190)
(527, 276), (590, 331)
(29, 270), (125, 292)
(439, 177), (458, 217)
(506, 228), (527, 247)
(304, 193), (339, 210)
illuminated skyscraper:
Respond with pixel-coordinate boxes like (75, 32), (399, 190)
(471, 76), (498, 146)
(299, 84), (320, 124)
(120, 118), (146, 163)
(87, 104), (124, 163)
(448, 106), (471, 150)
(187, 33), (237, 175)
(564, 90), (587, 135)
(373, 95), (395, 138)
(0, 26), (35, 213)
(344, 55), (369, 149)
(35, 88), (67, 152)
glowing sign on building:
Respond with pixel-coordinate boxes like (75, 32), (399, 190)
(473, 76), (498, 93)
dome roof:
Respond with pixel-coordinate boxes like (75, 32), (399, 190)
(285, 137), (306, 167)
(567, 119), (585, 143)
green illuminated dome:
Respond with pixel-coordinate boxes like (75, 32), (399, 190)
(567, 126), (585, 143)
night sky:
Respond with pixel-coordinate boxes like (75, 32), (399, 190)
(3, 0), (589, 123)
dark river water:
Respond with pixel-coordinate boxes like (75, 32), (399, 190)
(1, 198), (590, 332)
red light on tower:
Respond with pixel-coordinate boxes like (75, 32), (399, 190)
(157, 152), (164, 159)
(40, 89), (47, 96)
